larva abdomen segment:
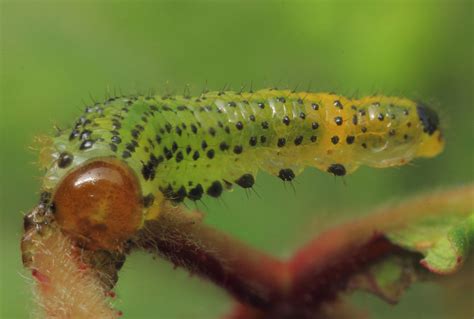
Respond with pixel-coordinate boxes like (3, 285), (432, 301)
(50, 89), (443, 208)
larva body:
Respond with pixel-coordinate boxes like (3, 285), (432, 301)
(32, 89), (443, 250)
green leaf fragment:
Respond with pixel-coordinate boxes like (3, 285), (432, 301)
(387, 213), (474, 274)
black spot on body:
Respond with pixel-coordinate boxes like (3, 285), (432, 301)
(233, 145), (243, 154)
(249, 136), (257, 146)
(143, 194), (155, 208)
(170, 142), (178, 152)
(122, 150), (131, 158)
(282, 116), (290, 126)
(311, 122), (319, 130)
(310, 135), (317, 142)
(193, 151), (200, 160)
(220, 142), (229, 151)
(277, 138), (286, 147)
(235, 174), (255, 188)
(80, 140), (94, 150)
(331, 136), (339, 144)
(299, 112), (306, 119)
(378, 113), (385, 121)
(327, 164), (346, 176)
(334, 117), (343, 126)
(111, 135), (122, 144)
(312, 103), (319, 110)
(80, 130), (92, 140)
(69, 129), (80, 140)
(236, 121), (244, 130)
(261, 121), (269, 129)
(176, 151), (184, 162)
(208, 127), (216, 136)
(334, 100), (343, 109)
(352, 115), (358, 125)
(260, 135), (267, 143)
(249, 115), (256, 122)
(58, 152), (73, 168)
(346, 136), (355, 144)
(207, 149), (215, 159)
(188, 184), (204, 200)
(278, 168), (295, 181)
(207, 181), (223, 197)
(294, 136), (303, 145)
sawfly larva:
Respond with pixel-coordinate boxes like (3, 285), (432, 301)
(24, 89), (444, 251)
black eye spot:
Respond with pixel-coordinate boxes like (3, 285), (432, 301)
(58, 152), (74, 168)
(334, 117), (343, 126)
(235, 174), (255, 188)
(416, 103), (439, 135)
(207, 181), (223, 197)
(327, 164), (346, 176)
(278, 168), (295, 181)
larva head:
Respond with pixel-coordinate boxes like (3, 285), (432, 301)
(52, 158), (143, 250)
(415, 103), (444, 158)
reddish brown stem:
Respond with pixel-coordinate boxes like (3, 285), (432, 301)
(134, 207), (288, 308)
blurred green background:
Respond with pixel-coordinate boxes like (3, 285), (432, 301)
(1, 0), (472, 318)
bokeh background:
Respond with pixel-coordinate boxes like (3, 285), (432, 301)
(1, 0), (472, 318)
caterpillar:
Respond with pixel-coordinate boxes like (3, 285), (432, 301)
(25, 89), (444, 251)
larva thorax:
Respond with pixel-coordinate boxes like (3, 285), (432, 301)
(33, 89), (444, 250)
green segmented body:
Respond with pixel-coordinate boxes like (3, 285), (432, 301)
(42, 89), (442, 211)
